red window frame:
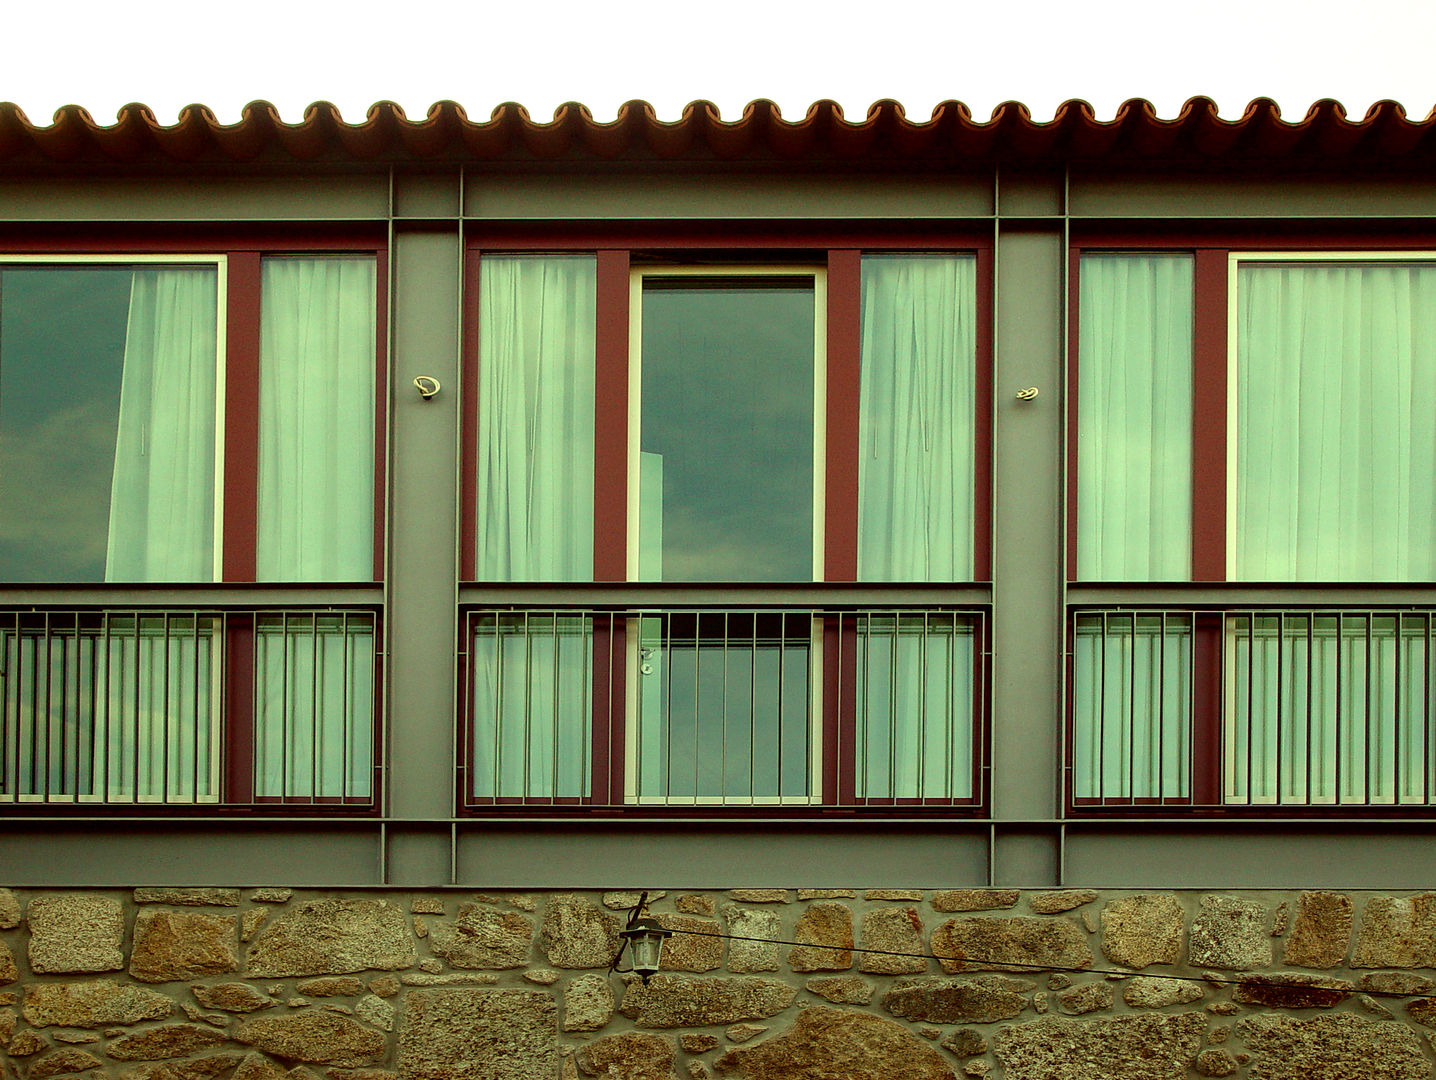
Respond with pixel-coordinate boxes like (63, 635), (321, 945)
(0, 226), (389, 813)
(1066, 227), (1436, 816)
(459, 223), (994, 815)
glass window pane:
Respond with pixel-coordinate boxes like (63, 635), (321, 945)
(1077, 254), (1193, 580)
(631, 613), (812, 802)
(258, 257), (376, 581)
(1235, 261), (1436, 580)
(476, 256), (596, 581)
(638, 278), (816, 582)
(0, 265), (218, 582)
(858, 255), (977, 581)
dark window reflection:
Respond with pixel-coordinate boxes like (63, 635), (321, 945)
(0, 268), (132, 581)
(640, 277), (815, 582)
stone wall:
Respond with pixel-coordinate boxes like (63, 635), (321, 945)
(0, 888), (1433, 1080)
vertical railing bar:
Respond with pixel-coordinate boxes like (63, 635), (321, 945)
(720, 611), (732, 802)
(308, 611), (320, 805)
(278, 611), (292, 800)
(1127, 610), (1139, 802)
(664, 611), (675, 801)
(858, 610), (870, 800)
(550, 612), (560, 806)
(1186, 609), (1196, 804)
(1305, 611), (1314, 806)
(946, 612), (958, 802)
(1244, 611), (1255, 806)
(130, 610), (143, 805)
(691, 612), (701, 802)
(41, 612), (53, 802)
(878, 611), (890, 798)
(1334, 609), (1344, 806)
(1418, 611), (1430, 804)
(521, 610), (534, 801)
(918, 610), (930, 800)
(1364, 610), (1375, 805)
(1157, 611), (1167, 801)
(100, 611), (110, 803)
(1097, 611), (1108, 801)
(2, 617), (12, 799)
(1275, 611), (1284, 805)
(340, 611), (353, 801)
(190, 609), (201, 802)
(1394, 610), (1404, 803)
(60, 614), (72, 798)
(490, 613), (503, 799)
(777, 610), (788, 804)
(581, 609), (592, 801)
(162, 610), (174, 804)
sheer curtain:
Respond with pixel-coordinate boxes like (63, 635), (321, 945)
(858, 255), (975, 581)
(470, 614), (592, 800)
(1077, 254), (1193, 580)
(1231, 262), (1436, 804)
(106, 268), (218, 582)
(856, 256), (976, 801)
(257, 257), (376, 581)
(476, 255), (596, 580)
(254, 257), (377, 799)
(255, 613), (375, 800)
(1236, 262), (1436, 580)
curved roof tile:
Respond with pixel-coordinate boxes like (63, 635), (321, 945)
(1, 97), (1435, 168)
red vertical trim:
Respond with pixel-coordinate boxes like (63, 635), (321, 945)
(460, 248), (482, 581)
(224, 614), (255, 804)
(972, 246), (995, 582)
(1065, 248), (1082, 581)
(1192, 249), (1229, 581)
(594, 251), (631, 582)
(222, 252), (261, 582)
(373, 248), (389, 583)
(1192, 612), (1224, 805)
(825, 250), (861, 582)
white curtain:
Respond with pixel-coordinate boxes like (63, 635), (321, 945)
(1077, 255), (1193, 580)
(106, 269), (218, 581)
(470, 614), (592, 799)
(2, 616), (217, 803)
(1071, 614), (1192, 801)
(476, 256), (596, 580)
(1236, 262), (1436, 580)
(858, 255), (975, 581)
(257, 257), (376, 580)
(254, 614), (374, 800)
(855, 614), (975, 801)
(1226, 614), (1432, 805)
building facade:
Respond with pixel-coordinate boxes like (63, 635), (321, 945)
(0, 96), (1434, 1078)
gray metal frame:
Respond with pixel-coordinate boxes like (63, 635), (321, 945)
(1, 164), (1433, 888)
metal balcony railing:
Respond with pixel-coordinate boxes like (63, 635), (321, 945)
(1069, 607), (1436, 810)
(460, 607), (989, 812)
(0, 607), (379, 809)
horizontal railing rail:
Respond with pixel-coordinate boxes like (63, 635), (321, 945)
(460, 605), (990, 813)
(1068, 605), (1436, 812)
(0, 605), (381, 811)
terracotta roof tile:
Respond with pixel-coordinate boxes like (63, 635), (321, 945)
(0, 98), (1433, 169)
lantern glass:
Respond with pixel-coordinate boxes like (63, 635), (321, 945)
(623, 917), (672, 981)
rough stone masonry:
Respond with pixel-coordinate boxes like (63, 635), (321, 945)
(0, 888), (1435, 1079)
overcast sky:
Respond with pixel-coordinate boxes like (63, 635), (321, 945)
(5, 0), (1434, 127)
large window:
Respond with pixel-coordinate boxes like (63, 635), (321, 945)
(0, 252), (382, 807)
(1071, 249), (1436, 810)
(464, 248), (988, 811)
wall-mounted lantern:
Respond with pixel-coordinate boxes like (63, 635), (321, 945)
(610, 892), (673, 985)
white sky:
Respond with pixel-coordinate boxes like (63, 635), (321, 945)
(5, 0), (1435, 127)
